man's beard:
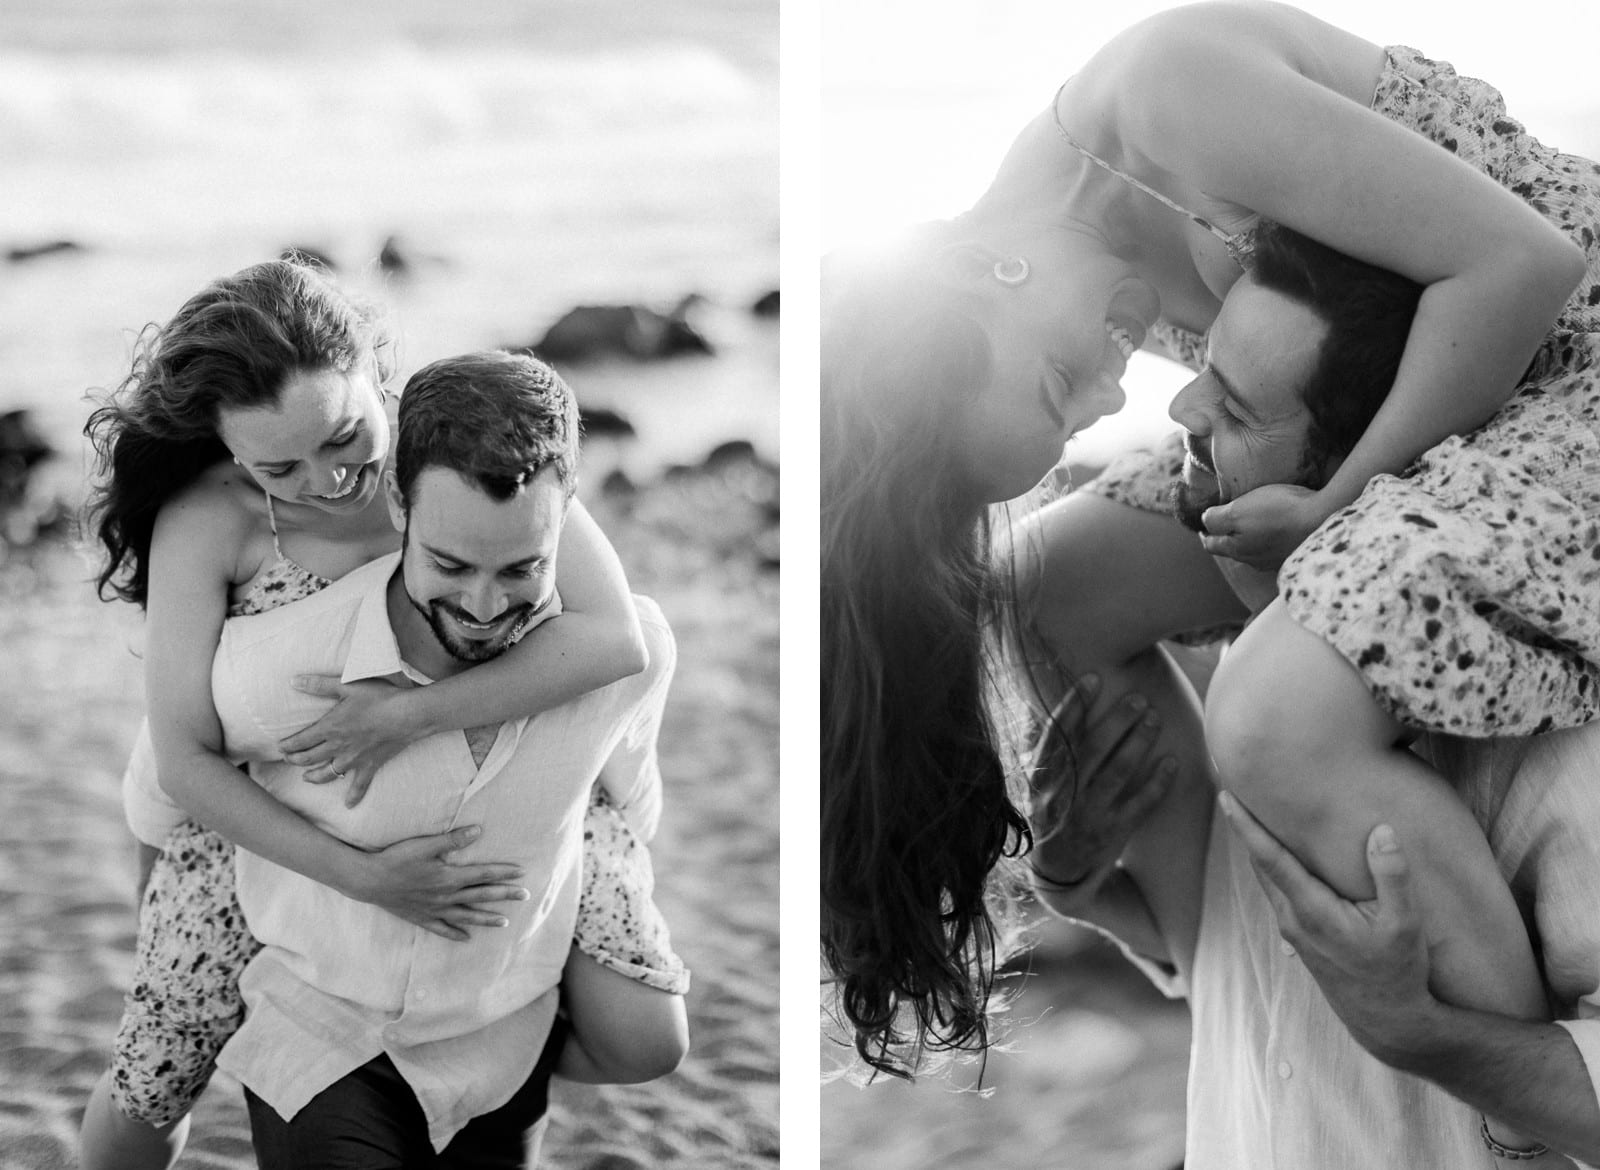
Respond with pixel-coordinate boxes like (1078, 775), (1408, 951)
(1168, 446), (1327, 536)
(411, 594), (536, 663)
(1169, 477), (1220, 534)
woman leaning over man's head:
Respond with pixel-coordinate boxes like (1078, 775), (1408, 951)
(820, 219), (1132, 1077)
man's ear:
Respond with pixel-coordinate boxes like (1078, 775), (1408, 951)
(384, 469), (406, 535)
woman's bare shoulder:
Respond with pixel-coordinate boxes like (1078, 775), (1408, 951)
(1079, 2), (1379, 163)
(1082, 2), (1297, 89)
(152, 461), (264, 572)
(1087, 2), (1373, 93)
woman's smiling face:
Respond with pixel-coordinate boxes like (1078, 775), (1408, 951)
(217, 365), (391, 515)
(953, 224), (1160, 502)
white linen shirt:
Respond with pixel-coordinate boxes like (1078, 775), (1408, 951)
(209, 553), (675, 1151)
(1178, 724), (1600, 1168)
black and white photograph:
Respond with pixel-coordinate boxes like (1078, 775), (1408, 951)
(0, 1), (777, 1166)
(821, 0), (1600, 1166)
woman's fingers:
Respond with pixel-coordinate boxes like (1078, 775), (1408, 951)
(445, 881), (531, 906)
(284, 744), (336, 768)
(342, 766), (377, 808)
(1079, 695), (1163, 794)
(416, 919), (471, 942)
(1049, 672), (1100, 739)
(1113, 755), (1178, 821)
(1030, 673), (1101, 786)
(439, 906), (513, 930)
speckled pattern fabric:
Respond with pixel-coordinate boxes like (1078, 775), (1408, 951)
(230, 550), (332, 616)
(576, 788), (690, 995)
(110, 819), (260, 1126)
(110, 544), (686, 1123)
(1085, 45), (1600, 735)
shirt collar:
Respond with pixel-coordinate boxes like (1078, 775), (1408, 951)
(340, 553), (432, 687)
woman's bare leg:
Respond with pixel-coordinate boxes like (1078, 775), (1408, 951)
(1207, 601), (1546, 1148)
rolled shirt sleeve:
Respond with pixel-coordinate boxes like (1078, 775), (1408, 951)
(595, 596), (676, 842)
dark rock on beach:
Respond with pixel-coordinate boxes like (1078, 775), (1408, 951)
(375, 234), (448, 277)
(6, 240), (85, 263)
(1, 412), (55, 507)
(0, 410), (68, 550)
(588, 438), (777, 573)
(599, 468), (638, 499)
(522, 294), (714, 362)
(378, 234), (412, 275)
(578, 405), (638, 440)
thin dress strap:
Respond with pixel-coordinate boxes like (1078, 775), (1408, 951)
(262, 486), (286, 559)
(1051, 82), (1240, 250)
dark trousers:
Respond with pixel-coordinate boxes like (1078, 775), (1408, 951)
(245, 1018), (568, 1169)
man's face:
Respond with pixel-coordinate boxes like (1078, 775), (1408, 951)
(1167, 278), (1330, 532)
(387, 465), (564, 665)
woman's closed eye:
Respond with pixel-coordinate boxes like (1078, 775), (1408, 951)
(257, 428), (363, 478)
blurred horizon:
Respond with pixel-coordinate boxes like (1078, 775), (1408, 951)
(1, 0), (778, 482)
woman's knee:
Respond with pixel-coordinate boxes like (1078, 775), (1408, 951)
(585, 994), (689, 1083)
(1204, 604), (1392, 817)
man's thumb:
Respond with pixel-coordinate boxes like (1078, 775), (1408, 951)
(1368, 824), (1414, 912)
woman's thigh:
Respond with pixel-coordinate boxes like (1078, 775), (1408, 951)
(1016, 491), (1247, 669)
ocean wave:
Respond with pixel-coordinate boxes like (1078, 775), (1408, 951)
(0, 43), (769, 158)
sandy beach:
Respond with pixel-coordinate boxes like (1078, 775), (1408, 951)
(820, 918), (1190, 1170)
(0, 456), (779, 1168)
(0, 0), (776, 1159)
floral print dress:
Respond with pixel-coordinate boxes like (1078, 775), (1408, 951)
(111, 498), (688, 1126)
(1080, 45), (1600, 736)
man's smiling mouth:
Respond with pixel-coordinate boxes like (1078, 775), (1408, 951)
(1183, 435), (1215, 476)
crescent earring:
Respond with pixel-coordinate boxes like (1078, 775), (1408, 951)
(992, 257), (1031, 286)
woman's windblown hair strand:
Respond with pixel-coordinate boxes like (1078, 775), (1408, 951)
(83, 259), (391, 608)
(821, 230), (1031, 1078)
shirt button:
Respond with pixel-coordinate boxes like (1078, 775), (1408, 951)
(414, 988), (429, 1003)
(1280, 940), (1297, 957)
(1277, 1061), (1293, 1080)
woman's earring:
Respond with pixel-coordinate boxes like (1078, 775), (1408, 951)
(992, 257), (1031, 286)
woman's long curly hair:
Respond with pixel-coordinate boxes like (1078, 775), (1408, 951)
(821, 228), (1036, 1079)
(84, 259), (393, 608)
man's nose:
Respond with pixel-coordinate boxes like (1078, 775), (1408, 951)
(1168, 378), (1209, 432)
(460, 580), (509, 623)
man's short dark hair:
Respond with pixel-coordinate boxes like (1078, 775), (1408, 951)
(395, 351), (580, 505)
(1245, 221), (1424, 476)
